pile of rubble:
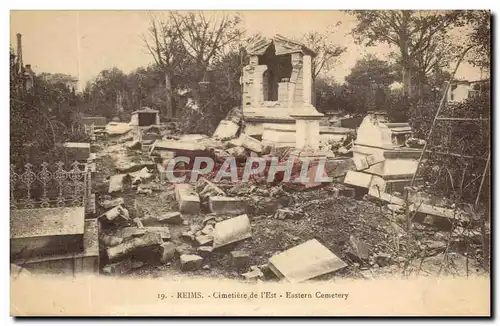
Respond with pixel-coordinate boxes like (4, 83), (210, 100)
(90, 115), (488, 282)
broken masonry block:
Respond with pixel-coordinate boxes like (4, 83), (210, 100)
(268, 239), (347, 283)
(213, 120), (239, 141)
(201, 224), (215, 236)
(98, 205), (130, 223)
(213, 214), (252, 249)
(241, 268), (264, 282)
(197, 246), (214, 258)
(239, 134), (263, 153)
(99, 197), (125, 210)
(175, 184), (201, 214)
(160, 242), (177, 263)
(106, 232), (163, 262)
(231, 250), (250, 268)
(143, 226), (171, 241)
(115, 227), (147, 239)
(208, 196), (247, 215)
(180, 254), (203, 271)
(142, 212), (183, 226)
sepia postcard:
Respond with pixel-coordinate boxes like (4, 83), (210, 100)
(9, 9), (491, 317)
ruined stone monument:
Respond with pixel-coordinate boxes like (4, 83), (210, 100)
(241, 35), (325, 150)
(130, 107), (160, 127)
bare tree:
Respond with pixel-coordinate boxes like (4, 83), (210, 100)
(143, 12), (186, 117)
(301, 25), (347, 79)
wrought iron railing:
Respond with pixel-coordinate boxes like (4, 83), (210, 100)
(10, 161), (92, 210)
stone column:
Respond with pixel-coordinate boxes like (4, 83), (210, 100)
(253, 65), (268, 106)
(303, 55), (313, 105)
(292, 113), (323, 151)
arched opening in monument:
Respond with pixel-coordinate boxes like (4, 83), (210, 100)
(258, 44), (292, 103)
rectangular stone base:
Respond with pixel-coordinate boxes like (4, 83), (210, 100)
(11, 207), (86, 259)
(12, 219), (99, 275)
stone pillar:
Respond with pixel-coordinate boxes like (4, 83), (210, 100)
(303, 55), (313, 105)
(288, 53), (303, 108)
(253, 65), (268, 106)
(292, 114), (323, 151)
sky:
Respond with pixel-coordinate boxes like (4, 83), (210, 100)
(10, 10), (484, 91)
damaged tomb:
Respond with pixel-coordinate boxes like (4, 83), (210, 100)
(10, 35), (488, 283)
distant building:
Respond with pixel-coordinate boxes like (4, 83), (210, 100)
(447, 79), (489, 102)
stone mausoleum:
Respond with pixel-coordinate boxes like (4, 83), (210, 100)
(241, 35), (326, 150)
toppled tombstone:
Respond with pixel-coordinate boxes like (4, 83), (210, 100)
(108, 174), (132, 193)
(99, 197), (125, 210)
(102, 258), (132, 275)
(213, 214), (252, 249)
(99, 205), (130, 223)
(268, 239), (347, 283)
(349, 235), (369, 261)
(231, 250), (250, 268)
(143, 212), (183, 226)
(175, 184), (201, 214)
(208, 196), (247, 215)
(160, 242), (177, 263)
(106, 232), (163, 262)
(180, 254), (203, 271)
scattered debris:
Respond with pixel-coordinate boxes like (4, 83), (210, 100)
(208, 196), (247, 215)
(175, 184), (201, 214)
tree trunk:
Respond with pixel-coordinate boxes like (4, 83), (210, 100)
(165, 72), (173, 118)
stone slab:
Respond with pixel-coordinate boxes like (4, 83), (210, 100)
(13, 219), (99, 275)
(268, 239), (347, 283)
(11, 207), (85, 259)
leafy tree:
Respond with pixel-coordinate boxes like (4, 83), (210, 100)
(348, 10), (463, 99)
(345, 54), (396, 113)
